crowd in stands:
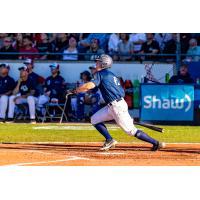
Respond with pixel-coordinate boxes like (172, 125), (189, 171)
(0, 33), (200, 62)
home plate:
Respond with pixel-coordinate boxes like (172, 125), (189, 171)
(97, 152), (125, 155)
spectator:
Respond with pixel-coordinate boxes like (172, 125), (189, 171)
(129, 33), (146, 53)
(13, 33), (23, 51)
(169, 63), (194, 84)
(180, 33), (191, 54)
(36, 33), (55, 60)
(76, 70), (100, 121)
(186, 38), (200, 62)
(140, 33), (160, 61)
(19, 36), (39, 60)
(78, 34), (108, 59)
(0, 34), (8, 49)
(7, 69), (37, 123)
(38, 63), (66, 108)
(163, 33), (177, 61)
(108, 33), (120, 60)
(0, 64), (16, 123)
(19, 59), (45, 96)
(0, 37), (18, 59)
(85, 38), (105, 61)
(154, 33), (172, 52)
(62, 36), (78, 61)
(55, 33), (68, 53)
(117, 33), (134, 61)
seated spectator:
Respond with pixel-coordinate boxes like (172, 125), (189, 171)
(129, 33), (146, 53)
(13, 33), (23, 51)
(0, 64), (16, 123)
(186, 38), (200, 62)
(54, 33), (69, 60)
(36, 33), (55, 60)
(62, 36), (78, 61)
(0, 37), (18, 59)
(163, 33), (177, 61)
(19, 59), (45, 96)
(7, 69), (37, 123)
(154, 33), (172, 52)
(78, 34), (108, 60)
(19, 36), (39, 60)
(85, 39), (105, 61)
(140, 33), (160, 61)
(169, 63), (194, 84)
(108, 33), (120, 59)
(180, 33), (191, 54)
(76, 70), (100, 121)
(37, 63), (66, 108)
(117, 33), (134, 61)
(0, 34), (8, 49)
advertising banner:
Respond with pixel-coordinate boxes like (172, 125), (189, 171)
(141, 84), (194, 121)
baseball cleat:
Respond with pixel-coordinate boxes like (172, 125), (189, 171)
(5, 118), (14, 123)
(151, 142), (165, 151)
(100, 139), (118, 151)
(29, 119), (37, 124)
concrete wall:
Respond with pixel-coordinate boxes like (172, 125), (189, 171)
(6, 61), (174, 83)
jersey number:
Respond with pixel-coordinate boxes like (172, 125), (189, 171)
(113, 77), (120, 86)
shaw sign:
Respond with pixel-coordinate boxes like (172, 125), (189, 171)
(140, 85), (194, 121)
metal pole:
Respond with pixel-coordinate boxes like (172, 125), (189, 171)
(176, 33), (181, 74)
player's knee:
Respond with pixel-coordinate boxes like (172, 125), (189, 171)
(9, 95), (15, 102)
(27, 96), (35, 104)
(125, 127), (138, 136)
(0, 95), (8, 101)
(90, 115), (98, 125)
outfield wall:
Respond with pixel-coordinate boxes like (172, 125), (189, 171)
(5, 61), (174, 83)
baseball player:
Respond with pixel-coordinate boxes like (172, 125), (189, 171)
(7, 69), (37, 123)
(0, 63), (15, 123)
(72, 54), (164, 151)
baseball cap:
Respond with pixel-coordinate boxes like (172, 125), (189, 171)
(49, 62), (59, 70)
(18, 65), (28, 71)
(95, 55), (101, 61)
(0, 63), (10, 70)
(23, 58), (33, 65)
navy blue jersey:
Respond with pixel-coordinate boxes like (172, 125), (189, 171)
(91, 69), (125, 104)
(45, 75), (65, 99)
(19, 77), (36, 96)
(29, 72), (39, 84)
(29, 72), (41, 96)
(0, 75), (16, 95)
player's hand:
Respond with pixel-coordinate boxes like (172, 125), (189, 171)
(13, 96), (21, 103)
(45, 91), (51, 96)
(66, 88), (77, 95)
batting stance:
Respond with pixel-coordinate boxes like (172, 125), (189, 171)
(73, 54), (164, 151)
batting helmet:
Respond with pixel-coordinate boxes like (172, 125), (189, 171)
(95, 54), (113, 69)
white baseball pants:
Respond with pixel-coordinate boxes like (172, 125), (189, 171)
(0, 95), (9, 119)
(8, 95), (37, 119)
(91, 98), (138, 136)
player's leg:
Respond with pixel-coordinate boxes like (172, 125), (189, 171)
(110, 99), (162, 150)
(91, 105), (117, 150)
(27, 96), (37, 122)
(7, 95), (17, 122)
(0, 95), (9, 122)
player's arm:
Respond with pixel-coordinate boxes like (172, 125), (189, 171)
(13, 79), (21, 95)
(2, 90), (13, 96)
(76, 82), (96, 93)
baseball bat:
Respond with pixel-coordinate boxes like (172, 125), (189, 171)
(134, 121), (164, 133)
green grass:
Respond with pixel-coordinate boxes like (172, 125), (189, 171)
(0, 123), (200, 143)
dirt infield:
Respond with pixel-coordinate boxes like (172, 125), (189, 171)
(0, 143), (200, 166)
